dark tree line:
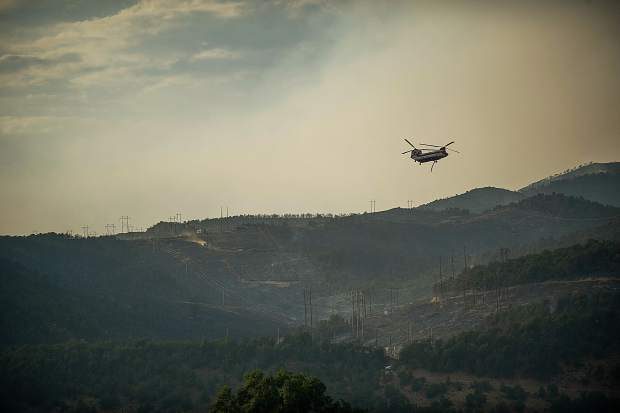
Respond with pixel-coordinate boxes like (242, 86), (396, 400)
(0, 333), (385, 413)
(451, 239), (620, 291)
(399, 292), (620, 379)
(209, 370), (365, 413)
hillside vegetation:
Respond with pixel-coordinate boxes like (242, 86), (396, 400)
(419, 187), (524, 213)
(0, 251), (284, 346)
(0, 334), (384, 413)
(520, 162), (620, 207)
(399, 292), (620, 379)
(450, 239), (620, 291)
(1, 194), (619, 346)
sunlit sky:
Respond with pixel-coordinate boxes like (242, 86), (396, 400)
(1, 0), (619, 235)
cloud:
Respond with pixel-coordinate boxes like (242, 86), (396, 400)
(0, 115), (96, 136)
(0, 0), (245, 87)
(190, 47), (241, 61)
(273, 0), (330, 11)
(0, 52), (81, 74)
(0, 0), (17, 13)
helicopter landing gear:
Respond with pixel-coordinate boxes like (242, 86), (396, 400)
(431, 161), (437, 172)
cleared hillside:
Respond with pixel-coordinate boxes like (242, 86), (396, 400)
(419, 187), (524, 213)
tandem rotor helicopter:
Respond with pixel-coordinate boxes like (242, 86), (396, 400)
(401, 138), (460, 171)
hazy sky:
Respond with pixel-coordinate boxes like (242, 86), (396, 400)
(1, 0), (619, 235)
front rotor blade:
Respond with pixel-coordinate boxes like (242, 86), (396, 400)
(444, 141), (455, 147)
(419, 143), (442, 148)
(404, 138), (415, 148)
(447, 148), (460, 153)
(402, 150), (413, 154)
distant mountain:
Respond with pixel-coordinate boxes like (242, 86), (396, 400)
(418, 187), (525, 213)
(295, 193), (620, 281)
(519, 162), (620, 207)
(415, 162), (620, 214)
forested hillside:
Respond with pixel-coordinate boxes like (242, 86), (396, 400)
(419, 187), (524, 213)
(0, 244), (285, 346)
(520, 162), (620, 207)
(399, 292), (620, 379)
(1, 193), (619, 346)
(450, 239), (620, 291)
(297, 194), (619, 281)
(0, 334), (385, 413)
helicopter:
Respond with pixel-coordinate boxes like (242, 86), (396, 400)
(401, 138), (460, 171)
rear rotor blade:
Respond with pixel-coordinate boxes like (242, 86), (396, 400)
(444, 141), (455, 147)
(404, 138), (415, 148)
(447, 148), (460, 153)
(402, 150), (413, 154)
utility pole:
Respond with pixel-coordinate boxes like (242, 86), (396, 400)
(361, 292), (366, 340)
(169, 216), (176, 235)
(451, 252), (455, 281)
(352, 290), (356, 337)
(355, 290), (359, 338)
(408, 322), (412, 343)
(463, 245), (468, 305)
(439, 256), (443, 297)
(309, 287), (313, 331)
(120, 216), (130, 233)
(496, 247), (510, 312)
(303, 288), (307, 327)
(463, 245), (468, 270)
(368, 200), (376, 213)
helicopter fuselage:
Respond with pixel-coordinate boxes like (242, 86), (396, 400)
(411, 149), (448, 163)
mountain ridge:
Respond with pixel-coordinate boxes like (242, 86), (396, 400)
(413, 161), (620, 213)
(418, 186), (525, 214)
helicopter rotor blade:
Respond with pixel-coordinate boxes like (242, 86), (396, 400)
(402, 150), (413, 154)
(419, 143), (442, 148)
(403, 138), (415, 148)
(447, 148), (460, 153)
(444, 141), (455, 147)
